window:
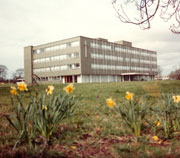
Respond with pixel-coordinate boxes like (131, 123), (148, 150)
(59, 44), (66, 49)
(71, 41), (79, 47)
(74, 52), (80, 58)
(36, 49), (40, 54)
(66, 43), (71, 48)
(34, 52), (80, 64)
(74, 63), (80, 68)
(61, 65), (68, 70)
(45, 58), (50, 62)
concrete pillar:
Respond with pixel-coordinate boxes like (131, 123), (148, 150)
(77, 75), (82, 83)
(24, 46), (33, 84)
(72, 75), (75, 83)
(122, 76), (124, 82)
(62, 77), (65, 84)
(100, 75), (102, 83)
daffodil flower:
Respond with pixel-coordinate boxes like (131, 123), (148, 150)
(71, 146), (77, 149)
(106, 97), (116, 108)
(63, 84), (75, 94)
(17, 81), (28, 92)
(152, 136), (159, 141)
(10, 86), (18, 96)
(172, 95), (180, 103)
(46, 85), (54, 95)
(42, 105), (47, 111)
(126, 91), (134, 100)
(156, 121), (161, 127)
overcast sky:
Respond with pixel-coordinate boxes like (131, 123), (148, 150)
(0, 0), (180, 78)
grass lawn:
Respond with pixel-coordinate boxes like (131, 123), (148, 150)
(0, 80), (180, 158)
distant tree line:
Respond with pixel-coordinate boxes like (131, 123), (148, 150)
(0, 65), (8, 82)
(12, 68), (24, 80)
(169, 67), (180, 80)
(0, 64), (24, 83)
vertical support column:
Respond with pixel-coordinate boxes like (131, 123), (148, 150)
(122, 76), (124, 82)
(90, 75), (92, 83)
(100, 75), (102, 83)
(62, 77), (65, 83)
(72, 75), (75, 83)
(77, 75), (82, 83)
(24, 46), (33, 84)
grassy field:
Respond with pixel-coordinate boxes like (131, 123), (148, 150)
(0, 80), (180, 158)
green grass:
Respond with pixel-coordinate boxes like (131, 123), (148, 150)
(0, 80), (180, 158)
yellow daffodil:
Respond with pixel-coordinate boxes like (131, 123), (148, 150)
(71, 146), (77, 149)
(46, 85), (54, 95)
(172, 95), (180, 103)
(126, 91), (134, 100)
(42, 105), (47, 111)
(10, 86), (18, 96)
(106, 97), (116, 108)
(63, 84), (75, 94)
(155, 121), (161, 127)
(17, 81), (28, 91)
(152, 136), (159, 141)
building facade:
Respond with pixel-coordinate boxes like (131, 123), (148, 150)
(24, 36), (157, 84)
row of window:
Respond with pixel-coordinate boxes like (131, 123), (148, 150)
(131, 58), (156, 64)
(81, 75), (153, 83)
(37, 76), (62, 81)
(33, 63), (80, 73)
(131, 67), (157, 72)
(33, 52), (80, 64)
(91, 64), (157, 72)
(91, 42), (112, 50)
(91, 53), (157, 65)
(90, 42), (156, 58)
(33, 41), (80, 54)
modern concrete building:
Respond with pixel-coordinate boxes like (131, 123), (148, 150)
(24, 36), (157, 84)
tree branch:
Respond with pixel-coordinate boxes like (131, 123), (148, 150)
(113, 0), (180, 33)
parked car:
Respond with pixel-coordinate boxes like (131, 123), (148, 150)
(16, 79), (25, 84)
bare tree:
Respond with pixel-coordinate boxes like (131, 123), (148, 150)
(112, 0), (180, 33)
(0, 65), (8, 81)
(12, 68), (24, 80)
(169, 66), (180, 80)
